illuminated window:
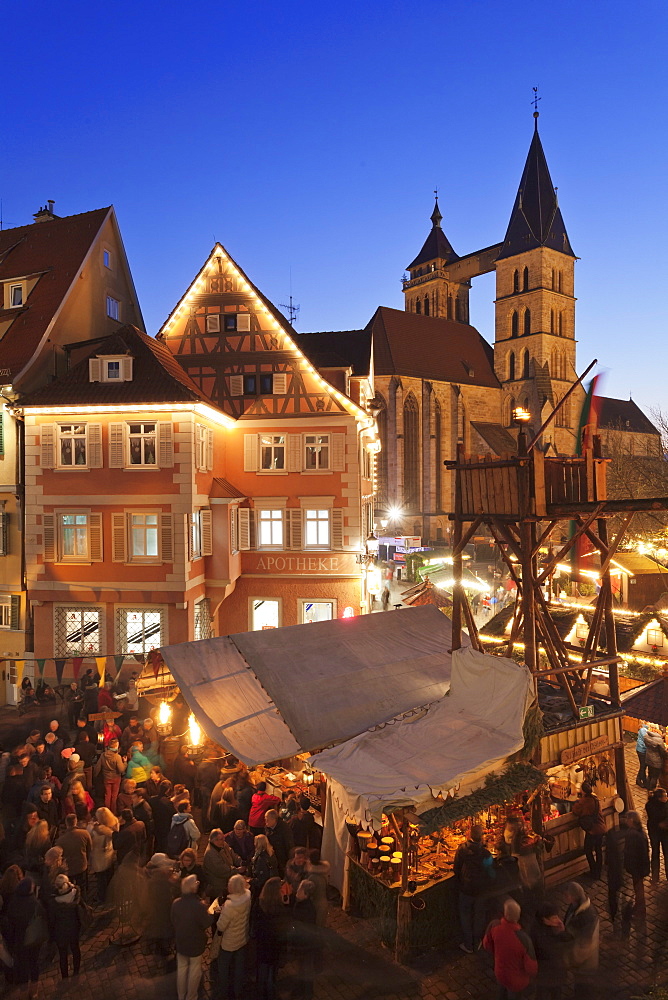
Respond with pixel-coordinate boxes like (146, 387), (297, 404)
(10, 284), (23, 307)
(106, 296), (120, 320)
(304, 509), (330, 548)
(59, 513), (90, 560)
(257, 509), (283, 547)
(305, 435), (330, 470)
(299, 600), (335, 624)
(576, 622), (589, 640)
(128, 423), (157, 466)
(0, 596), (12, 629)
(58, 424), (87, 467)
(116, 607), (165, 655)
(647, 629), (664, 647)
(260, 435), (285, 471)
(130, 513), (159, 560)
(55, 606), (101, 656)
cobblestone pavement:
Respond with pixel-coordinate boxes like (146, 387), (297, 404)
(2, 705), (666, 1000)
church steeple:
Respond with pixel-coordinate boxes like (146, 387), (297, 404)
(402, 197), (469, 320)
(407, 197), (459, 270)
(497, 122), (575, 260)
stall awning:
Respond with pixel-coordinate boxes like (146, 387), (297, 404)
(622, 676), (668, 727)
(159, 605), (461, 765)
(310, 646), (534, 823)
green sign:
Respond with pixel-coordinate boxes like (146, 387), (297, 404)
(578, 705), (595, 720)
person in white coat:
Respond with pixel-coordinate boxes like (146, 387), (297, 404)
(211, 873), (251, 1000)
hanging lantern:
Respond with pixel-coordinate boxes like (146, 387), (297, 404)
(157, 700), (173, 736)
(188, 712), (202, 748)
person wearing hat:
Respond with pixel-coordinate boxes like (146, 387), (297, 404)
(171, 874), (213, 1000)
(49, 873), (82, 979)
(248, 782), (281, 836)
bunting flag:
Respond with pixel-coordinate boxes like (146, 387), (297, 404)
(54, 658), (66, 684)
(148, 648), (162, 679)
(36, 658), (46, 679)
(113, 655), (125, 678)
(71, 657), (83, 681)
(15, 660), (25, 686)
(95, 656), (107, 677)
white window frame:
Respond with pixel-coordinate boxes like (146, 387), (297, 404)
(9, 283), (24, 307)
(189, 511), (202, 559)
(206, 314), (220, 333)
(303, 508), (331, 549)
(304, 434), (330, 471)
(58, 511), (91, 562)
(106, 295), (120, 320)
(647, 628), (664, 647)
(257, 508), (284, 549)
(127, 422), (157, 467)
(103, 249), (112, 269)
(115, 605), (167, 656)
(298, 599), (337, 625)
(196, 424), (207, 470)
(0, 595), (11, 629)
(260, 434), (286, 471)
(249, 597), (282, 631)
(128, 511), (160, 562)
(230, 506), (239, 554)
(57, 423), (88, 468)
(54, 604), (103, 657)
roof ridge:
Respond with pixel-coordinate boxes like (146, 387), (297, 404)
(0, 206), (111, 236)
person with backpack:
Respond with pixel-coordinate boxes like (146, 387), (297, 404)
(571, 782), (606, 879)
(168, 801), (201, 859)
(453, 824), (493, 953)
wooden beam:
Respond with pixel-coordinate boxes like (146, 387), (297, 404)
(452, 516), (483, 556)
(537, 506), (604, 585)
(547, 496), (668, 517)
(532, 521), (559, 558)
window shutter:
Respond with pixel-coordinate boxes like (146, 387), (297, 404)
(230, 375), (244, 396)
(160, 513), (173, 562)
(10, 595), (20, 631)
(288, 509), (303, 551)
(111, 512), (127, 562)
(89, 358), (101, 382)
(88, 424), (103, 468)
(41, 424), (56, 468)
(89, 512), (103, 562)
(206, 428), (214, 470)
(273, 373), (288, 394)
(237, 313), (251, 332)
(229, 506), (238, 553)
(0, 511), (8, 555)
(332, 433), (346, 471)
(158, 422), (174, 468)
(331, 508), (344, 550)
(185, 513), (194, 560)
(243, 434), (258, 472)
(238, 508), (253, 550)
(109, 423), (125, 468)
(201, 509), (213, 556)
(121, 357), (133, 381)
(287, 434), (302, 472)
(43, 514), (56, 562)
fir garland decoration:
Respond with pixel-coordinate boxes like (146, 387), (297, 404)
(418, 762), (546, 834)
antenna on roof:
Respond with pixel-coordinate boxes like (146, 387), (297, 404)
(279, 267), (300, 328)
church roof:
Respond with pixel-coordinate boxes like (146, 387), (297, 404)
(295, 329), (371, 376)
(598, 397), (660, 436)
(369, 307), (499, 388)
(407, 198), (459, 269)
(498, 125), (575, 261)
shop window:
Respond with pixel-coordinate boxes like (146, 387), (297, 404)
(55, 605), (102, 656)
(116, 607), (165, 655)
(251, 598), (280, 630)
(257, 508), (283, 548)
(304, 509), (330, 548)
(260, 435), (285, 471)
(299, 600), (335, 624)
(305, 434), (330, 471)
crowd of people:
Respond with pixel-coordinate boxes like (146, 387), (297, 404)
(0, 675), (328, 1000)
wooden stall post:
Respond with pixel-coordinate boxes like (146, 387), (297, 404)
(395, 809), (412, 964)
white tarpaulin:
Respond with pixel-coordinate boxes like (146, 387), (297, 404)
(311, 646), (534, 823)
(160, 605), (462, 765)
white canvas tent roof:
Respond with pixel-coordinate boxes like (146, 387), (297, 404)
(159, 605), (461, 765)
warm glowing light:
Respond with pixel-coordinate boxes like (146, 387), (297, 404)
(387, 505), (403, 520)
(188, 713), (202, 747)
(513, 406), (531, 423)
(341, 606), (356, 618)
(158, 701), (172, 726)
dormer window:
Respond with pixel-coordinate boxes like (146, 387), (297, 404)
(4, 282), (26, 309)
(89, 355), (134, 383)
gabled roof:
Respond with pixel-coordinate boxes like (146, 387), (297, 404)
(295, 329), (371, 376)
(622, 677), (668, 727)
(0, 208), (114, 382)
(498, 125), (575, 261)
(407, 198), (459, 270)
(598, 397), (660, 436)
(19, 325), (214, 408)
(369, 306), (500, 388)
(471, 422), (517, 456)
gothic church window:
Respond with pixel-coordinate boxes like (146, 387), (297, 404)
(550, 309), (555, 334)
(523, 309), (531, 336)
(447, 295), (453, 319)
(376, 397), (388, 505)
(511, 311), (519, 338)
(523, 267), (529, 291)
(434, 398), (442, 511)
(522, 350), (530, 379)
(506, 397), (516, 426)
(513, 270), (519, 293)
(403, 394), (419, 512)
(508, 353), (516, 380)
(558, 312), (563, 336)
(416, 299), (421, 314)
(455, 298), (461, 321)
(424, 295), (430, 316)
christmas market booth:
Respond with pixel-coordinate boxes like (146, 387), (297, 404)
(157, 605), (543, 960)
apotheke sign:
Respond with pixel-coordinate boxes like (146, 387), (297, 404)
(244, 553), (358, 576)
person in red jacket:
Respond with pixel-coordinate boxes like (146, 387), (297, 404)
(483, 898), (537, 999)
(248, 782), (281, 835)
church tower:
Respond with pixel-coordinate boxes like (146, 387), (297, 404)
(494, 114), (579, 454)
(402, 198), (471, 322)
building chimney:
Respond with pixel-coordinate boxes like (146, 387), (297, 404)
(33, 200), (58, 223)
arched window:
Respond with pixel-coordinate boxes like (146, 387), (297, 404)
(523, 266), (529, 291)
(523, 308), (531, 336)
(506, 396), (516, 426)
(522, 350), (530, 379)
(556, 396), (569, 427)
(511, 311), (519, 338)
(513, 269), (519, 293)
(434, 397), (442, 511)
(416, 299), (421, 314)
(550, 309), (555, 334)
(424, 295), (430, 316)
(558, 312), (563, 336)
(558, 271), (563, 292)
(447, 295), (453, 319)
(523, 396), (530, 413)
(455, 298), (461, 321)
(551, 268), (556, 290)
(551, 348), (558, 379)
(403, 394), (420, 512)
(508, 352), (516, 380)
(376, 396), (388, 504)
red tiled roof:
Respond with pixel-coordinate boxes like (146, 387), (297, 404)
(0, 208), (112, 382)
(369, 307), (500, 388)
(19, 326), (215, 407)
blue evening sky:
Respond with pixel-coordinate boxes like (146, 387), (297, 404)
(2, 1), (666, 414)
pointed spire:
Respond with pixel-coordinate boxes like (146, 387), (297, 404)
(498, 123), (575, 260)
(407, 196), (458, 270)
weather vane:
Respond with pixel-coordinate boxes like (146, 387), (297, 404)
(532, 86), (541, 129)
